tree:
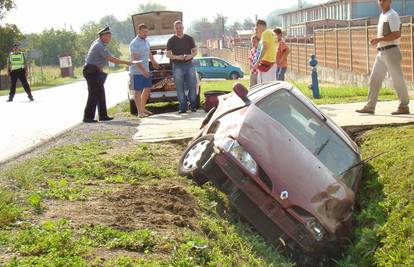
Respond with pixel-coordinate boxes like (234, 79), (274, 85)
(243, 18), (255, 31)
(136, 2), (167, 13)
(0, 0), (15, 20)
(0, 23), (22, 70)
(187, 17), (215, 44)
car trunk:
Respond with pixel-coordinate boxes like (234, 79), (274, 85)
(131, 11), (182, 95)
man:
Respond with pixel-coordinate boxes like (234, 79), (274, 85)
(356, 0), (409, 115)
(83, 27), (132, 123)
(166, 21), (198, 113)
(129, 23), (159, 118)
(253, 20), (278, 84)
(274, 28), (289, 81)
(6, 42), (34, 102)
(248, 35), (259, 87)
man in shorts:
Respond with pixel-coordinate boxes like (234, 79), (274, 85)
(129, 23), (159, 117)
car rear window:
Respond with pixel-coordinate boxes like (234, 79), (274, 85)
(256, 89), (359, 187)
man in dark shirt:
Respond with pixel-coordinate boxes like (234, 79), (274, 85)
(166, 21), (198, 113)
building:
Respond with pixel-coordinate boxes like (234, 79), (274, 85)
(281, 0), (414, 37)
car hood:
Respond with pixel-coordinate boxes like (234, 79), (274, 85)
(227, 104), (355, 234)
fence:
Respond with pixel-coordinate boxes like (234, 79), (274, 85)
(205, 17), (414, 86)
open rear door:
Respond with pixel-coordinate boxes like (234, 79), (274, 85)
(131, 11), (183, 36)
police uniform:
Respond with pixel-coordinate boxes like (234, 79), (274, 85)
(7, 45), (33, 102)
(82, 27), (112, 122)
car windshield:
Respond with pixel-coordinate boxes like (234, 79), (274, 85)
(256, 89), (359, 187)
(147, 34), (173, 47)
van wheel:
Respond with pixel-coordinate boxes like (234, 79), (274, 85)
(178, 134), (214, 185)
(129, 99), (138, 115)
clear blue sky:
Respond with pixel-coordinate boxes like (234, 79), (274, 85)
(2, 0), (328, 33)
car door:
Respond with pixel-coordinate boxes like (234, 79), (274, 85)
(211, 58), (229, 78)
(197, 58), (213, 78)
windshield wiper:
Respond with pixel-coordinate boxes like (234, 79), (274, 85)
(315, 138), (330, 155)
(338, 151), (388, 177)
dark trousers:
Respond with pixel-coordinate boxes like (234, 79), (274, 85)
(9, 69), (33, 99)
(83, 68), (108, 120)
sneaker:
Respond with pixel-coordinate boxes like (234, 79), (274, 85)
(6, 98), (12, 102)
(355, 107), (375, 114)
(391, 106), (410, 115)
(178, 110), (187, 114)
(83, 118), (98, 123)
(99, 117), (114, 121)
(191, 108), (197, 112)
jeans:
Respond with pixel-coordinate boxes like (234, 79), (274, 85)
(173, 61), (197, 111)
(276, 66), (287, 81)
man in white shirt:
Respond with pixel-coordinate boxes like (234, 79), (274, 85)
(356, 0), (410, 115)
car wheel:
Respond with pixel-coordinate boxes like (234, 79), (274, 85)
(230, 72), (239, 80)
(178, 134), (215, 185)
(197, 72), (203, 80)
(129, 99), (138, 115)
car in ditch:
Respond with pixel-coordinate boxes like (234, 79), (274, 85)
(128, 11), (200, 115)
(178, 81), (363, 258)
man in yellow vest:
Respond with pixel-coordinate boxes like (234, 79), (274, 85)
(6, 42), (33, 102)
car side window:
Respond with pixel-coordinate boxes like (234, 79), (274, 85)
(199, 59), (212, 67)
(212, 59), (225, 68)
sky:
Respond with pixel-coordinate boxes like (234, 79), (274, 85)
(2, 0), (328, 34)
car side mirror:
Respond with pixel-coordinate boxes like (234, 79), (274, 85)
(233, 83), (250, 104)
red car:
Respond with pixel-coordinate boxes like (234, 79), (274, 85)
(178, 82), (363, 258)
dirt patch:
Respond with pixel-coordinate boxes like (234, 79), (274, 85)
(40, 183), (199, 232)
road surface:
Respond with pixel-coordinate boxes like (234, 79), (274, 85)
(0, 72), (130, 163)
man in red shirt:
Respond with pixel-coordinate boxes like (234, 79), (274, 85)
(274, 28), (289, 81)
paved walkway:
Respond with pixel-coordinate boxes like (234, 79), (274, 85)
(134, 100), (414, 143)
(0, 72), (130, 163)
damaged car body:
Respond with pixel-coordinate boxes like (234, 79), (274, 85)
(178, 82), (363, 256)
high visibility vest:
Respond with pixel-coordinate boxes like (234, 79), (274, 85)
(10, 52), (25, 71)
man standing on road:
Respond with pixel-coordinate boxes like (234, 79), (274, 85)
(167, 21), (198, 113)
(83, 27), (132, 123)
(6, 42), (34, 102)
(356, 0), (409, 115)
(274, 28), (289, 81)
(129, 23), (159, 118)
(253, 20), (278, 84)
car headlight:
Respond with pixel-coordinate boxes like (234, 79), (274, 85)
(306, 219), (326, 242)
(220, 138), (257, 174)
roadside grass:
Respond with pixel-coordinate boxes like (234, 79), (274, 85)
(0, 131), (293, 266)
(336, 124), (414, 266)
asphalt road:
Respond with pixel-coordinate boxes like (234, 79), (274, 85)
(0, 72), (130, 163)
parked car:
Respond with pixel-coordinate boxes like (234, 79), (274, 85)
(178, 82), (363, 259)
(193, 57), (244, 80)
(128, 11), (200, 115)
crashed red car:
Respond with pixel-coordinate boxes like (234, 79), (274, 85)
(178, 82), (363, 256)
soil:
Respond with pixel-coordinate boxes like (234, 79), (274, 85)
(40, 183), (198, 231)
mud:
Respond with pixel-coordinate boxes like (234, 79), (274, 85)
(40, 183), (198, 231)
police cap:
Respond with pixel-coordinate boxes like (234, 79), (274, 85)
(98, 26), (111, 36)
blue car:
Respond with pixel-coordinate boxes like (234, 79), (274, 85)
(193, 57), (244, 80)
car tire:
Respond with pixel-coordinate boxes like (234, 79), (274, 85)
(197, 72), (203, 80)
(178, 134), (215, 185)
(230, 72), (239, 80)
(129, 99), (138, 115)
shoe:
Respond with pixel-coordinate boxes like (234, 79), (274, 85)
(29, 96), (34, 101)
(191, 108), (197, 112)
(178, 110), (187, 114)
(138, 113), (149, 118)
(144, 110), (153, 115)
(99, 117), (114, 121)
(6, 99), (12, 102)
(83, 118), (98, 123)
(356, 107), (375, 114)
(391, 106), (410, 115)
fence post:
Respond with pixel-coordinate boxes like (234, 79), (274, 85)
(335, 24), (339, 69)
(411, 16), (414, 81)
(349, 21), (353, 72)
(365, 20), (370, 75)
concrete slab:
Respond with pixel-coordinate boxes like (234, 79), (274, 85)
(134, 100), (414, 143)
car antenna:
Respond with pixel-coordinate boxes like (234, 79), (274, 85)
(338, 151), (388, 177)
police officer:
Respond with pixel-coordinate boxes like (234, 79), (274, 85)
(6, 42), (34, 102)
(83, 27), (132, 123)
